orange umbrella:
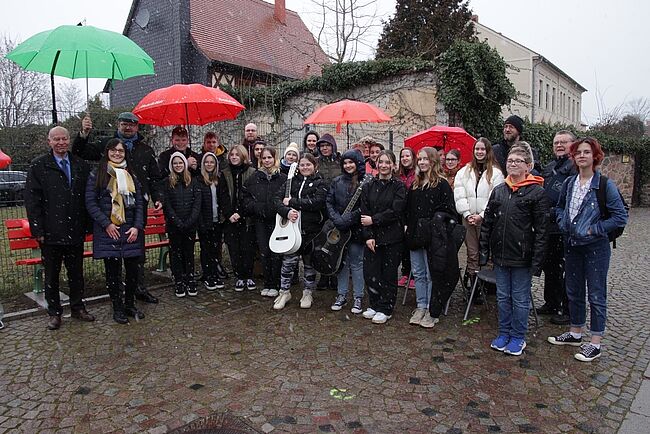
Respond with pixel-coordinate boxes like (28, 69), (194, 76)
(0, 148), (11, 169)
(304, 99), (391, 147)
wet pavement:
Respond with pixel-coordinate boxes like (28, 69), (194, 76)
(1, 209), (649, 434)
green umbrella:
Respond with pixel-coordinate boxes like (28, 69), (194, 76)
(5, 24), (155, 124)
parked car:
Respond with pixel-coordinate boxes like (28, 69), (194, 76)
(0, 171), (27, 206)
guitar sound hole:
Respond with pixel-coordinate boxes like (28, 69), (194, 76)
(327, 231), (340, 243)
(276, 236), (289, 241)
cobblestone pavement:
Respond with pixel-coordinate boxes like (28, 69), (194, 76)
(1, 209), (649, 434)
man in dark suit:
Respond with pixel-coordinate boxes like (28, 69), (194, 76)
(25, 126), (95, 330)
(73, 112), (162, 304)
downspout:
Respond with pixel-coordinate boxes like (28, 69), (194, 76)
(531, 56), (541, 124)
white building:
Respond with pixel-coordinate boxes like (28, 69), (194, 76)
(474, 18), (587, 129)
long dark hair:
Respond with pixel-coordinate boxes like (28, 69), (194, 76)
(467, 137), (497, 185)
(96, 138), (134, 189)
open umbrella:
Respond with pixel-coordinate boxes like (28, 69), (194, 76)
(133, 84), (245, 127)
(5, 24), (155, 124)
(0, 149), (11, 169)
(303, 99), (392, 147)
(404, 126), (476, 166)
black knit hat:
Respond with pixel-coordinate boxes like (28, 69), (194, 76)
(504, 115), (524, 135)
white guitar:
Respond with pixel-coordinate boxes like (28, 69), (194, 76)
(269, 163), (302, 254)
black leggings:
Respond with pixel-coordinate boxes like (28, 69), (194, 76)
(104, 256), (140, 307)
(255, 221), (281, 289)
(199, 222), (223, 280)
(225, 223), (256, 280)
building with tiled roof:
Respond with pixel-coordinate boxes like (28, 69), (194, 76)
(107, 0), (329, 108)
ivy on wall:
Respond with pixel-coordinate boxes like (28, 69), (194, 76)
(222, 58), (435, 118)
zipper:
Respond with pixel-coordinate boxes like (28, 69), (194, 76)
(499, 191), (512, 264)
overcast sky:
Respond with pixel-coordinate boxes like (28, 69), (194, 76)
(2, 0), (648, 126)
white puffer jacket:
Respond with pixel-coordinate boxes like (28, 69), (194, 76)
(454, 165), (504, 218)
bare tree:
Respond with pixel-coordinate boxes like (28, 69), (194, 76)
(309, 0), (381, 63)
(626, 97), (650, 122)
(0, 34), (50, 127)
(57, 81), (85, 120)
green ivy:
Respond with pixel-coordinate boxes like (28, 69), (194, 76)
(222, 58), (435, 118)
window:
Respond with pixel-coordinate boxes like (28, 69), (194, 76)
(551, 88), (556, 113)
(545, 84), (550, 109)
(538, 80), (542, 107)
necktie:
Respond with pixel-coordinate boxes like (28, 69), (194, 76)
(60, 159), (71, 186)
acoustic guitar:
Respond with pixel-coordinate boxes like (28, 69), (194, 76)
(312, 174), (372, 275)
(269, 163), (302, 254)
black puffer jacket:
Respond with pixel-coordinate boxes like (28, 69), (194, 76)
(404, 178), (456, 250)
(196, 178), (230, 232)
(479, 181), (549, 275)
(85, 171), (145, 259)
(542, 155), (577, 233)
(274, 172), (328, 236)
(326, 149), (367, 243)
(25, 151), (91, 245)
(162, 176), (201, 233)
(242, 169), (287, 223)
(360, 176), (407, 246)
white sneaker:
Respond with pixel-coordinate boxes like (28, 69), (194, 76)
(409, 308), (427, 325)
(362, 308), (377, 319)
(260, 288), (269, 297)
(273, 290), (291, 310)
(300, 290), (313, 309)
(371, 312), (392, 324)
(266, 289), (279, 297)
(419, 313), (439, 328)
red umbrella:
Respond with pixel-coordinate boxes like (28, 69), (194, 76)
(404, 126), (476, 167)
(304, 99), (391, 147)
(133, 84), (245, 126)
(0, 148), (11, 169)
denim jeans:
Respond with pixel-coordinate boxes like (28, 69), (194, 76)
(564, 238), (610, 336)
(337, 242), (364, 298)
(410, 248), (431, 309)
(494, 265), (532, 339)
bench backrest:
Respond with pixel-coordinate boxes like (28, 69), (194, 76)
(5, 209), (167, 251)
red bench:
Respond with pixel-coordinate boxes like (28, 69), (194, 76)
(4, 208), (170, 293)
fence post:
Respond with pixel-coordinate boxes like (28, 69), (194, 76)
(388, 129), (394, 151)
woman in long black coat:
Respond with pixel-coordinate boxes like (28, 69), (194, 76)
(85, 138), (145, 324)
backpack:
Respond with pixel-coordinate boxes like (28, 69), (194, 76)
(595, 175), (629, 248)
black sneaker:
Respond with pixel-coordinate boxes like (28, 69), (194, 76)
(331, 294), (347, 311)
(575, 343), (601, 362)
(175, 284), (186, 298)
(187, 283), (198, 297)
(547, 332), (582, 346)
(215, 279), (225, 289)
(204, 280), (217, 290)
(235, 280), (245, 292)
(536, 303), (558, 315)
(550, 313), (570, 325)
(246, 279), (256, 291)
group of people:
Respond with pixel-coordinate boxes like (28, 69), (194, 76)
(24, 113), (627, 363)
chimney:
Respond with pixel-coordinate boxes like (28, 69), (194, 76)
(274, 0), (286, 25)
(471, 14), (479, 23)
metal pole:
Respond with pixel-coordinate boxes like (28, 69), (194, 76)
(50, 51), (61, 125)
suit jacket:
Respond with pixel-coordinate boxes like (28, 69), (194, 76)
(25, 151), (91, 245)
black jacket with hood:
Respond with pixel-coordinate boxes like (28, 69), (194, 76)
(316, 133), (341, 186)
(360, 175), (407, 246)
(326, 149), (367, 243)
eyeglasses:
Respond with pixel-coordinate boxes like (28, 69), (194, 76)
(109, 148), (126, 154)
(506, 158), (527, 166)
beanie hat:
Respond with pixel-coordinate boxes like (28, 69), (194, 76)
(169, 151), (188, 174)
(284, 142), (300, 159)
(504, 115), (524, 135)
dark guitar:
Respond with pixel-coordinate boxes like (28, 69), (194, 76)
(312, 175), (372, 275)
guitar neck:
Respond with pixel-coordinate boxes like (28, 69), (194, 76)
(285, 178), (292, 198)
(342, 182), (364, 214)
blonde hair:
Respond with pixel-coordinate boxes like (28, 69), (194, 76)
(229, 144), (250, 166)
(412, 147), (444, 190)
(200, 154), (219, 186)
(169, 156), (192, 188)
